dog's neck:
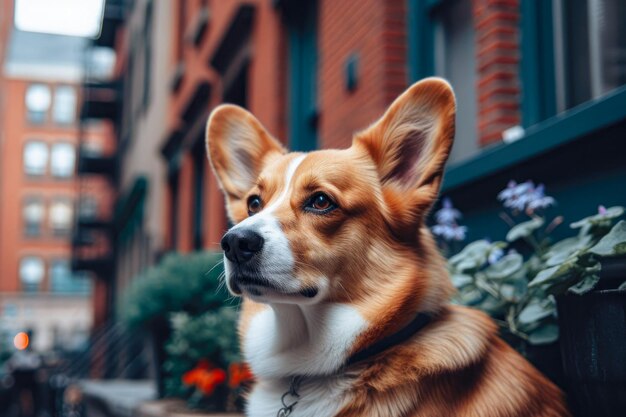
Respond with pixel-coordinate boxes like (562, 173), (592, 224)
(243, 302), (368, 379)
(243, 245), (451, 379)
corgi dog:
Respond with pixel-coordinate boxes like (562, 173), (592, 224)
(206, 78), (569, 417)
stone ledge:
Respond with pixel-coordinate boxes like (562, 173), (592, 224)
(136, 399), (243, 417)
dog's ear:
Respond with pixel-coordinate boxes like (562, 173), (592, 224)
(353, 77), (456, 238)
(206, 104), (286, 207)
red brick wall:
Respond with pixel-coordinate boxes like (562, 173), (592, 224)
(167, 0), (286, 251)
(0, 79), (112, 293)
(164, 0), (411, 251)
(318, 0), (407, 149)
(473, 0), (521, 146)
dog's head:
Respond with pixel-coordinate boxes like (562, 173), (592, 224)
(207, 78), (455, 307)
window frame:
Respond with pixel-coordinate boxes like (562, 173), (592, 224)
(284, 0), (319, 152)
(23, 140), (49, 177)
(49, 196), (74, 238)
(25, 83), (52, 125)
(49, 258), (92, 295)
(23, 196), (45, 237)
(19, 256), (46, 292)
(50, 141), (76, 179)
(405, 0), (626, 192)
(52, 85), (77, 125)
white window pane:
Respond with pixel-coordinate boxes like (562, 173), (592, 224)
(23, 201), (44, 222)
(49, 259), (92, 294)
(20, 257), (45, 291)
(23, 199), (44, 236)
(53, 86), (77, 124)
(51, 143), (76, 178)
(25, 84), (51, 123)
(24, 142), (48, 176)
(50, 199), (73, 235)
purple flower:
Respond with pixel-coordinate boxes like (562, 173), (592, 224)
(498, 180), (556, 214)
(435, 198), (462, 224)
(432, 224), (467, 242)
(432, 198), (467, 242)
(526, 184), (556, 211)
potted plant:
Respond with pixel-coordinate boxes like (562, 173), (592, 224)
(120, 251), (237, 400)
(437, 181), (626, 412)
(164, 308), (252, 412)
(527, 213), (626, 417)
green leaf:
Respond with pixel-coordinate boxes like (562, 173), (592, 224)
(451, 274), (473, 288)
(518, 299), (555, 325)
(449, 240), (493, 272)
(567, 274), (601, 295)
(588, 220), (626, 257)
(528, 323), (559, 345)
(475, 295), (506, 316)
(571, 206), (624, 229)
(499, 280), (527, 303)
(567, 262), (602, 295)
(544, 235), (592, 267)
(506, 217), (545, 242)
(528, 259), (579, 289)
(618, 281), (626, 290)
(484, 253), (524, 280)
(454, 286), (484, 305)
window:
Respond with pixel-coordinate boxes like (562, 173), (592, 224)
(23, 198), (45, 236)
(23, 141), (48, 176)
(25, 84), (51, 123)
(555, 0), (626, 111)
(434, 0), (478, 163)
(49, 198), (73, 237)
(20, 256), (45, 292)
(49, 260), (92, 295)
(78, 197), (99, 220)
(524, 0), (626, 124)
(81, 141), (104, 157)
(50, 143), (76, 178)
(285, 0), (318, 151)
(53, 86), (77, 124)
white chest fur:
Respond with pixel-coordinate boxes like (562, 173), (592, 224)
(246, 375), (353, 417)
(243, 303), (368, 379)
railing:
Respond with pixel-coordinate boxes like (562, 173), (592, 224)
(50, 321), (150, 417)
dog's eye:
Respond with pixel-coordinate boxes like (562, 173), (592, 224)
(305, 193), (337, 214)
(247, 195), (262, 216)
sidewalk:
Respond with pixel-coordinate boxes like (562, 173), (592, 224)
(80, 380), (243, 417)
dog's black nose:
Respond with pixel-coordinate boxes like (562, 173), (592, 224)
(221, 229), (264, 263)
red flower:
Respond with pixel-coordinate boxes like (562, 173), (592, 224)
(228, 362), (254, 388)
(197, 368), (227, 395)
(182, 369), (200, 386)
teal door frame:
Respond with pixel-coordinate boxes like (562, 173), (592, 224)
(285, 0), (318, 151)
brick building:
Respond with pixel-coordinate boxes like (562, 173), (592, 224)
(78, 0), (626, 320)
(0, 0), (116, 351)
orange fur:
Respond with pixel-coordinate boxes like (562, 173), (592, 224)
(207, 78), (569, 416)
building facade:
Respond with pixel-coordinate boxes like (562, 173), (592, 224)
(79, 0), (626, 322)
(0, 0), (116, 351)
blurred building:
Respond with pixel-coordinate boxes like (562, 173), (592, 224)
(0, 0), (116, 352)
(77, 0), (626, 321)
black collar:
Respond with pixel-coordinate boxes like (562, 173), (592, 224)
(275, 312), (435, 417)
(345, 311), (434, 367)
